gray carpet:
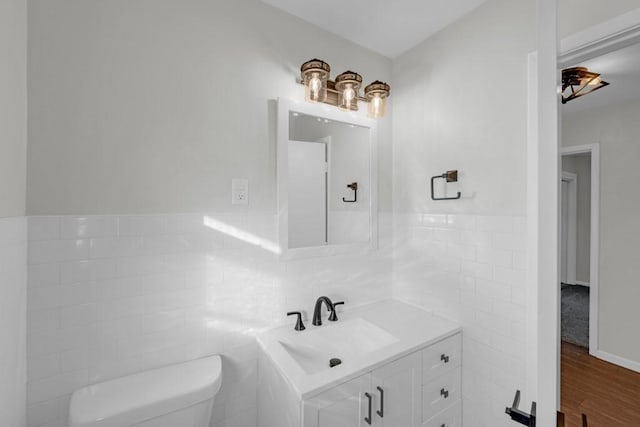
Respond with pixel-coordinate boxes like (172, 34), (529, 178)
(561, 284), (590, 348)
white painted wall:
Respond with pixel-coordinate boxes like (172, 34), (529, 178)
(563, 99), (640, 366)
(559, 0), (640, 39)
(26, 0), (391, 216)
(0, 0), (27, 218)
(561, 155), (591, 283)
(0, 0), (28, 425)
(391, 0), (533, 216)
(391, 0), (534, 425)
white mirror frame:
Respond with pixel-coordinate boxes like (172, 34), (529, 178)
(277, 97), (379, 259)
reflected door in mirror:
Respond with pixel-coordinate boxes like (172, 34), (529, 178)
(288, 140), (328, 248)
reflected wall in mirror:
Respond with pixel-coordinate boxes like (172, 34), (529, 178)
(277, 99), (378, 257)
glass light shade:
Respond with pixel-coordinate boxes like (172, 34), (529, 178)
(586, 76), (602, 86)
(364, 81), (390, 118)
(368, 93), (387, 118)
(335, 71), (362, 111)
(304, 71), (328, 103)
(301, 59), (330, 103)
(338, 83), (357, 111)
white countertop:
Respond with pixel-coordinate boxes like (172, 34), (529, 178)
(256, 299), (461, 399)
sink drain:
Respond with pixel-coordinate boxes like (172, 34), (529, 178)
(329, 358), (342, 368)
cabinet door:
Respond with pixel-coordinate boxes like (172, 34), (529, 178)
(303, 373), (371, 427)
(371, 352), (422, 427)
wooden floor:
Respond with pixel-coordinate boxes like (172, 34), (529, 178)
(561, 341), (640, 426)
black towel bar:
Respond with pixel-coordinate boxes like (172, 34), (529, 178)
(430, 170), (461, 201)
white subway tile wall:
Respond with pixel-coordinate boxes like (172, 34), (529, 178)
(26, 212), (526, 427)
(26, 214), (392, 427)
(393, 213), (527, 427)
(0, 217), (27, 427)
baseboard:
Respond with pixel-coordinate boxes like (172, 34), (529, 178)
(592, 349), (640, 374)
(575, 280), (590, 287)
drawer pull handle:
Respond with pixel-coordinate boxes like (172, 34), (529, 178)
(376, 386), (384, 418)
(440, 388), (449, 399)
(364, 392), (372, 425)
(441, 354), (450, 363)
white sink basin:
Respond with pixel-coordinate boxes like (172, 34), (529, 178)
(278, 318), (398, 375)
(257, 300), (461, 398)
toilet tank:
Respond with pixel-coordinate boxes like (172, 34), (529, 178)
(69, 355), (222, 427)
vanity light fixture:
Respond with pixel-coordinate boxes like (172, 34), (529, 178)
(301, 59), (330, 103)
(335, 71), (362, 111)
(364, 81), (391, 118)
(300, 59), (390, 118)
(561, 67), (609, 104)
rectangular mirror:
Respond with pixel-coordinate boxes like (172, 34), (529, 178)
(277, 98), (378, 258)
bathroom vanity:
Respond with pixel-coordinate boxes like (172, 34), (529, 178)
(257, 300), (462, 427)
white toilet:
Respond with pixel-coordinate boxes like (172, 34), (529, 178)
(69, 356), (222, 427)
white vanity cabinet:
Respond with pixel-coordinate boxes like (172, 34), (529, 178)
(303, 352), (422, 427)
(301, 334), (461, 427)
(256, 300), (462, 427)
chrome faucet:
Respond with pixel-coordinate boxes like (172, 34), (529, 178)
(312, 296), (334, 326)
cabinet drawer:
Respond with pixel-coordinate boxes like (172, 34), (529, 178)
(422, 368), (461, 421)
(422, 400), (461, 427)
(422, 334), (461, 384)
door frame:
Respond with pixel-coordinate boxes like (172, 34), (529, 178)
(316, 136), (332, 244)
(561, 144), (600, 354)
(560, 170), (578, 286)
(529, 5), (640, 419)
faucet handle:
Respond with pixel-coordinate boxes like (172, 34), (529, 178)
(287, 312), (306, 331)
(328, 301), (344, 321)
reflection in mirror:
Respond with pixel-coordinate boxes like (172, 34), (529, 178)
(288, 112), (370, 249)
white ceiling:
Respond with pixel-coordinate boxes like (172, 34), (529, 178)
(261, 0), (489, 58)
(563, 42), (640, 114)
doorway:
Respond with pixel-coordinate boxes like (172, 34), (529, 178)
(558, 40), (640, 425)
(528, 6), (640, 425)
(560, 150), (595, 351)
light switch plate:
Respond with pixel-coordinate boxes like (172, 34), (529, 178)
(232, 179), (249, 205)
